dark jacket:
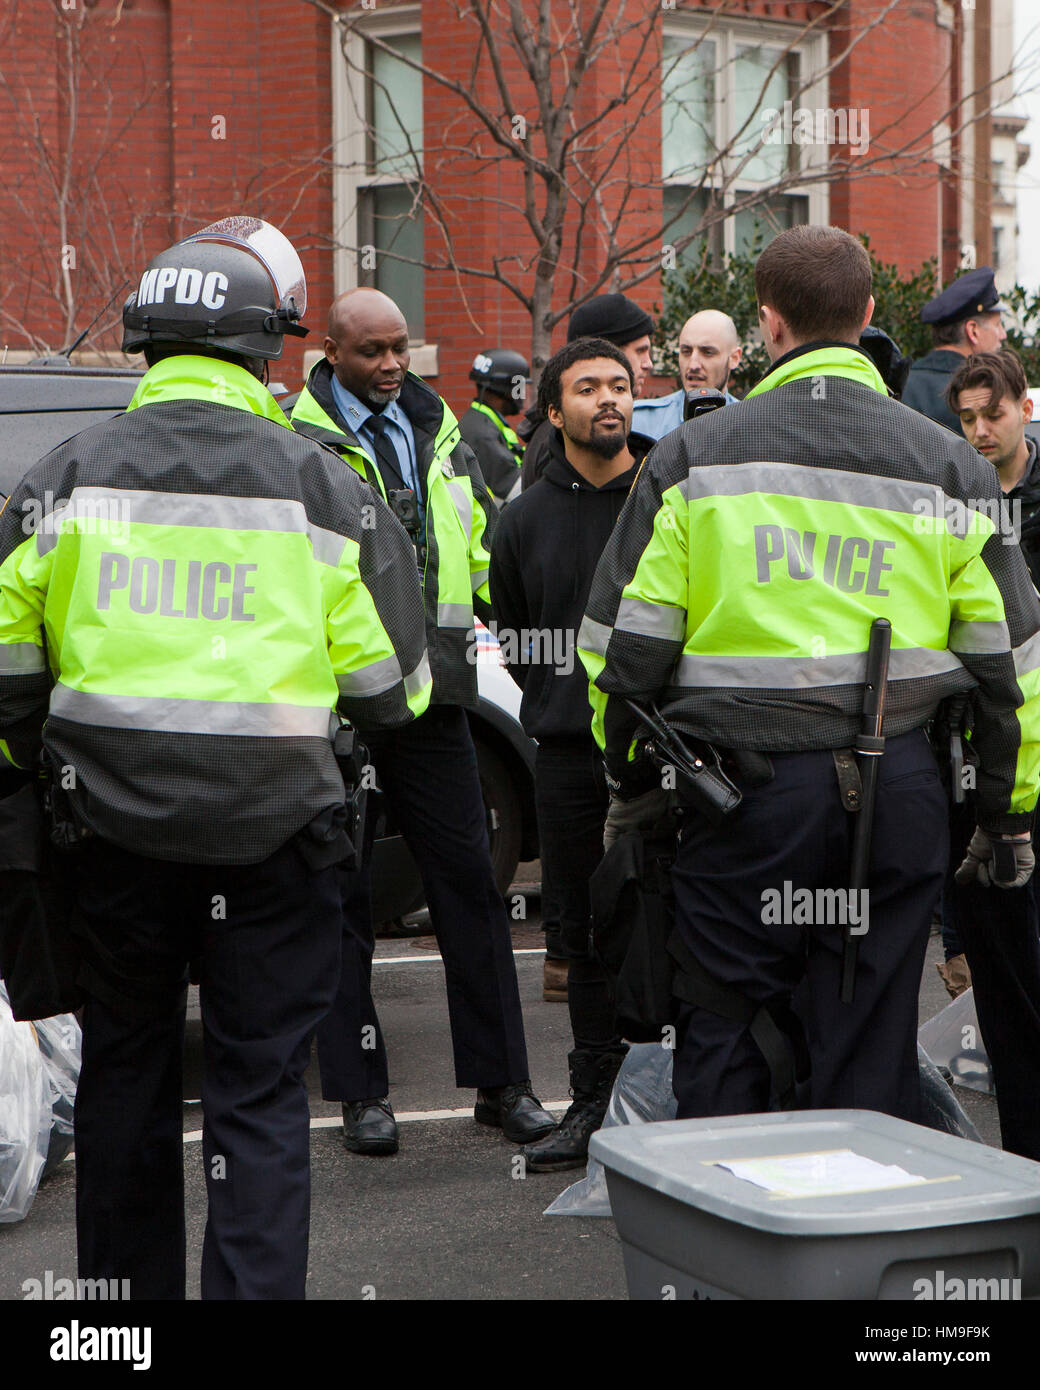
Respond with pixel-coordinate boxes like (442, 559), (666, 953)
(489, 427), (652, 740)
(1008, 436), (1040, 591)
(517, 405), (551, 491)
(458, 403), (523, 505)
(901, 348), (967, 433)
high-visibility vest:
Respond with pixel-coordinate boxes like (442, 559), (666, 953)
(0, 354), (431, 862)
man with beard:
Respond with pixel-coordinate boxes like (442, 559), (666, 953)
(518, 294), (654, 488)
(490, 339), (655, 1169)
(632, 309), (742, 442)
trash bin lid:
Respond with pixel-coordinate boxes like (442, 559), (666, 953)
(589, 1110), (1040, 1236)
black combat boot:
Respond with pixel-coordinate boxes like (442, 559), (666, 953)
(518, 1048), (626, 1172)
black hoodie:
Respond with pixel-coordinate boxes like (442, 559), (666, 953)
(489, 426), (653, 740)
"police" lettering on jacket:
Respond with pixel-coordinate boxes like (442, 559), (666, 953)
(96, 553), (256, 620)
(754, 525), (894, 595)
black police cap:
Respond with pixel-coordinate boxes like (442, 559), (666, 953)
(920, 266), (1009, 325)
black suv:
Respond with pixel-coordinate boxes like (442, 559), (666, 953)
(0, 362), (537, 919)
(0, 363), (143, 498)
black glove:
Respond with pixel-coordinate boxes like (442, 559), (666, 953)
(603, 787), (675, 852)
(954, 827), (1035, 889)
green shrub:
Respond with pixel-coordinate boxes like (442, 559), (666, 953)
(654, 233), (1040, 394)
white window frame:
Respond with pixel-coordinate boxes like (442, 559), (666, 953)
(661, 13), (829, 258)
(330, 3), (436, 369)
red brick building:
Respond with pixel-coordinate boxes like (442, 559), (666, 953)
(0, 0), (1004, 410)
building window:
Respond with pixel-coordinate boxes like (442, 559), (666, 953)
(661, 20), (827, 266)
(332, 7), (425, 339)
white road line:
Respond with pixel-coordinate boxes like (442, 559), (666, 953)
(178, 1101), (570, 1145)
(373, 947), (546, 966)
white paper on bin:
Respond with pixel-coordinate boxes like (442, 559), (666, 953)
(713, 1147), (930, 1198)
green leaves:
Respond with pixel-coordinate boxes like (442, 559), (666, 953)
(655, 233), (1040, 394)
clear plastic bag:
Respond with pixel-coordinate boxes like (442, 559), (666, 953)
(918, 1040), (983, 1141)
(545, 1039), (982, 1217)
(917, 988), (993, 1095)
(0, 982), (51, 1223)
(544, 1043), (675, 1217)
(34, 1012), (81, 1178)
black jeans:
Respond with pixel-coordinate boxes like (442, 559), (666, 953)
(945, 797), (1040, 1159)
(317, 704), (530, 1094)
(73, 835), (341, 1300)
(535, 737), (620, 1052)
(671, 730), (947, 1121)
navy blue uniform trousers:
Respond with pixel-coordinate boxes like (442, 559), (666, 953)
(73, 836), (340, 1300)
(945, 797), (1040, 1160)
(316, 704), (530, 1097)
(671, 730), (948, 1122)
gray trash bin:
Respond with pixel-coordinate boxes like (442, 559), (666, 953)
(590, 1110), (1040, 1300)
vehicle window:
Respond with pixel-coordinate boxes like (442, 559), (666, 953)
(0, 409), (126, 499)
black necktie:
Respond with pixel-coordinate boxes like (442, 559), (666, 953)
(366, 413), (407, 494)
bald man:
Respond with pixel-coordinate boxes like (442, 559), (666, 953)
(632, 309), (742, 441)
(290, 288), (554, 1156)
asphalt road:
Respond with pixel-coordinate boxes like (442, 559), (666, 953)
(0, 871), (1007, 1304)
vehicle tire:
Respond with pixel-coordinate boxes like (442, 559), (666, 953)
(474, 737), (523, 896)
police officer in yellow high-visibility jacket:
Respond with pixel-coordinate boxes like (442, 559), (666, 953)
(291, 289), (553, 1156)
(0, 221), (430, 1300)
(579, 226), (1040, 1123)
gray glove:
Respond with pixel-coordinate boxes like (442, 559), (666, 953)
(954, 827), (1035, 889)
(603, 787), (674, 852)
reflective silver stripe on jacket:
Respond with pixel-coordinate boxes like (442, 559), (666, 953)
(948, 619), (1011, 655)
(32, 487), (346, 567)
(1013, 629), (1040, 678)
(672, 646), (965, 690)
(675, 463), (939, 516)
(0, 641), (47, 673)
(445, 481), (473, 537)
(337, 651), (431, 700)
(577, 616), (612, 657)
(336, 655), (405, 698)
(673, 463), (1004, 540)
(49, 684), (333, 736)
(404, 652), (432, 699)
(615, 596), (686, 643)
(470, 567), (489, 593)
(437, 602), (472, 628)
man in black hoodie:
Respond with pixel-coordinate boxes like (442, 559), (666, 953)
(490, 338), (655, 1170)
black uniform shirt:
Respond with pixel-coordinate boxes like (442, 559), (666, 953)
(902, 348), (967, 434)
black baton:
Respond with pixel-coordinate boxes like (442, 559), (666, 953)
(841, 617), (892, 1005)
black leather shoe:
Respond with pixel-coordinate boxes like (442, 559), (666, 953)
(474, 1081), (556, 1143)
(342, 1098), (399, 1155)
